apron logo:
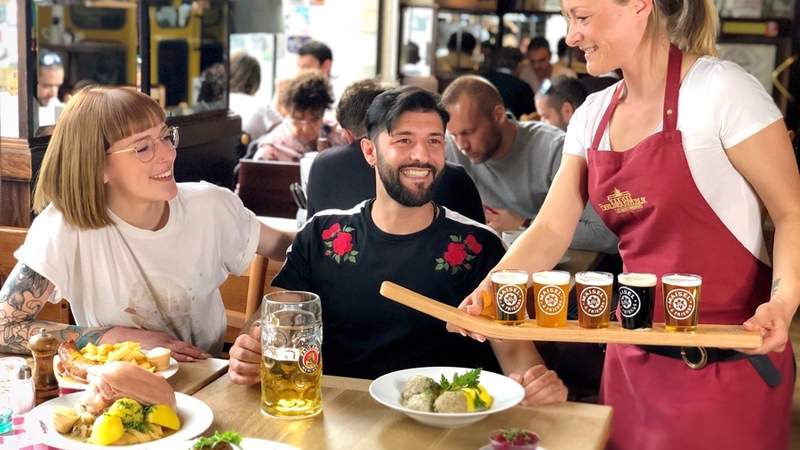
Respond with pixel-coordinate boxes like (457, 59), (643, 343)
(600, 187), (647, 213)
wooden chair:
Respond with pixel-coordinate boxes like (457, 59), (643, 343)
(220, 254), (271, 343)
(237, 159), (301, 219)
(0, 226), (72, 323)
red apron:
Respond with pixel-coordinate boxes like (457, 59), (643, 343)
(587, 45), (794, 450)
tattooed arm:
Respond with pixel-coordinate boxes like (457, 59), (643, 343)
(0, 262), (110, 354)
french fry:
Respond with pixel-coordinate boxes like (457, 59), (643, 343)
(78, 341), (165, 372)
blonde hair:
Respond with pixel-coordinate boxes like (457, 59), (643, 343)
(642, 0), (719, 56)
(33, 87), (165, 229)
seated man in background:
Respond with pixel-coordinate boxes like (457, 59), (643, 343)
(442, 75), (618, 254)
(483, 47), (535, 120)
(306, 79), (485, 224)
(534, 77), (588, 132)
(36, 51), (65, 126)
(252, 71), (349, 162)
(229, 86), (567, 406)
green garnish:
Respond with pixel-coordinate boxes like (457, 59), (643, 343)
(438, 368), (482, 391)
(473, 391), (487, 409)
(192, 431), (243, 449)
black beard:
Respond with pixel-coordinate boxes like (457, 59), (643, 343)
(376, 153), (441, 207)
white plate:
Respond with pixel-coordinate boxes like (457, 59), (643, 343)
(26, 392), (213, 450)
(369, 366), (524, 429)
(54, 355), (179, 390)
(180, 437), (300, 449)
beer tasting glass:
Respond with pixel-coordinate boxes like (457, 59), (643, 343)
(490, 270), (529, 325)
(260, 291), (323, 418)
(617, 272), (657, 329)
(532, 270), (571, 327)
(662, 273), (702, 332)
(575, 271), (613, 329)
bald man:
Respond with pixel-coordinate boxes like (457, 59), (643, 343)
(442, 75), (617, 253)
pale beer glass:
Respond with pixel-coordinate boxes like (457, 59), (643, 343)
(532, 271), (571, 327)
(662, 274), (702, 332)
(490, 270), (529, 325)
(575, 271), (613, 329)
(260, 291), (323, 418)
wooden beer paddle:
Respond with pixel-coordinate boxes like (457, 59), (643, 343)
(379, 281), (761, 349)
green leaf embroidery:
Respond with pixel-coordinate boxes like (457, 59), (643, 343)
(350, 251), (359, 256)
(436, 263), (444, 271)
(324, 241), (332, 248)
(347, 256), (356, 263)
(334, 255), (341, 263)
(343, 226), (354, 232)
(449, 235), (461, 242)
(436, 257), (444, 264)
(466, 255), (475, 261)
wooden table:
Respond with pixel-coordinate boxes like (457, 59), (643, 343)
(192, 374), (612, 450)
(168, 357), (229, 395)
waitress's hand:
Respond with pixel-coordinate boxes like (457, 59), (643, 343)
(739, 298), (791, 355)
(446, 278), (492, 343)
(508, 365), (568, 406)
(99, 326), (209, 362)
(228, 325), (262, 385)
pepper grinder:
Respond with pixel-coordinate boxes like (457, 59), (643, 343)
(28, 328), (59, 405)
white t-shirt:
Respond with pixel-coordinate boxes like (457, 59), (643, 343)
(15, 182), (261, 354)
(229, 92), (282, 141)
(564, 57), (782, 265)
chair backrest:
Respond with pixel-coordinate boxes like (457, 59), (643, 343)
(237, 159), (301, 219)
(220, 254), (270, 343)
(0, 226), (71, 324)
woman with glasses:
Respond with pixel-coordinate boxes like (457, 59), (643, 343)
(253, 70), (348, 162)
(0, 87), (294, 360)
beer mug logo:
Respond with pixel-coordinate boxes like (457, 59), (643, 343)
(619, 286), (641, 318)
(298, 343), (321, 374)
(496, 284), (525, 315)
(538, 285), (565, 315)
(579, 286), (607, 317)
(666, 288), (695, 320)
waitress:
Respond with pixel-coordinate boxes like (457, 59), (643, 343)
(453, 0), (799, 449)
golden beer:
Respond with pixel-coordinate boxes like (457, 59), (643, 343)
(575, 271), (613, 329)
(490, 270), (529, 325)
(532, 271), (571, 327)
(662, 274), (702, 332)
(260, 291), (323, 418)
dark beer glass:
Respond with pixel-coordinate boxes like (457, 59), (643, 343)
(617, 272), (657, 329)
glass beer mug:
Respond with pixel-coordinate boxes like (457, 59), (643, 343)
(259, 291), (323, 419)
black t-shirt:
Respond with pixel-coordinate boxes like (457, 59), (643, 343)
(272, 200), (504, 379)
(305, 139), (486, 224)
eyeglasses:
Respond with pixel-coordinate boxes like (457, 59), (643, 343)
(286, 114), (324, 129)
(39, 52), (62, 68)
(106, 126), (179, 163)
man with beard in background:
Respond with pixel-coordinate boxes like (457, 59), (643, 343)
(228, 87), (567, 406)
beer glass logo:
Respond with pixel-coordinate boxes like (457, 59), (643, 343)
(666, 289), (695, 320)
(298, 343), (321, 374)
(619, 286), (641, 318)
(579, 287), (607, 317)
(538, 285), (565, 315)
(496, 284), (525, 315)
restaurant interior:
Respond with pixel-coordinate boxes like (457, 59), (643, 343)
(1, 0), (800, 449)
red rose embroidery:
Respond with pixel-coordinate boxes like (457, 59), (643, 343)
(322, 223), (341, 240)
(322, 223), (358, 264)
(443, 242), (467, 266)
(464, 234), (482, 254)
(332, 232), (353, 256)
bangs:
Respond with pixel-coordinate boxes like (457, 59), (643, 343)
(85, 87), (166, 150)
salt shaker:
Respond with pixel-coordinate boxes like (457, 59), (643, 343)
(15, 365), (34, 414)
(28, 328), (59, 405)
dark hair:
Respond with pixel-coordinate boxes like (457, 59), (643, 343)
(230, 52), (261, 95)
(557, 37), (569, 58)
(298, 40), (333, 65)
(365, 86), (449, 141)
(446, 31), (477, 53)
(526, 36), (551, 54)
(492, 47), (524, 71)
(197, 63), (226, 103)
(402, 42), (421, 65)
(282, 71), (333, 113)
(543, 76), (588, 109)
(336, 79), (386, 136)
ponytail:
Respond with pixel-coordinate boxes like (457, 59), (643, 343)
(651, 0), (719, 56)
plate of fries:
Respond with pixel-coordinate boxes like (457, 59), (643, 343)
(55, 341), (179, 390)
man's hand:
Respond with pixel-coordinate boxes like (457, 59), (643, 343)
(485, 207), (525, 233)
(228, 325), (262, 385)
(508, 365), (567, 406)
(99, 327), (209, 362)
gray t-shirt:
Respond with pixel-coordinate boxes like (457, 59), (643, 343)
(446, 120), (618, 253)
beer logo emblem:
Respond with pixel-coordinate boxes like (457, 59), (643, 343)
(298, 343), (321, 374)
(537, 285), (565, 315)
(496, 284), (525, 315)
(579, 287), (607, 317)
(619, 287), (641, 318)
(599, 187), (647, 214)
(666, 288), (695, 320)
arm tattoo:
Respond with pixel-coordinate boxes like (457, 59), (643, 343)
(771, 278), (781, 297)
(0, 263), (110, 354)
